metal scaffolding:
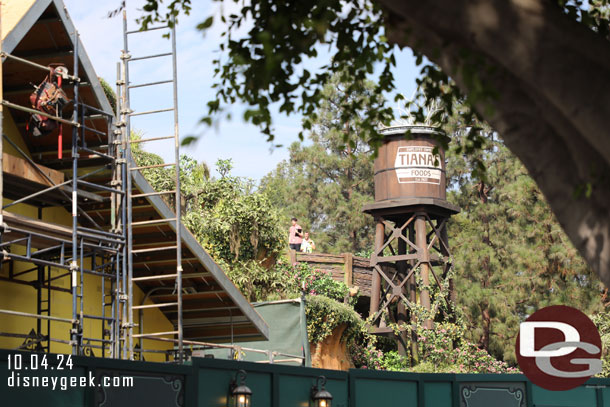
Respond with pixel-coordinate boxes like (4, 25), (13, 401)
(0, 7), (276, 364)
(0, 28), (128, 358)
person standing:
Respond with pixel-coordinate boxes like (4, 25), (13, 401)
(300, 232), (316, 253)
(288, 217), (303, 251)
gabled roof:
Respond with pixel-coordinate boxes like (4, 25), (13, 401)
(2, 0), (268, 343)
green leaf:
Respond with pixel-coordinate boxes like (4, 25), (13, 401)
(196, 16), (214, 31)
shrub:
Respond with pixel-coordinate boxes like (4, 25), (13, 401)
(414, 321), (519, 373)
(276, 261), (349, 301)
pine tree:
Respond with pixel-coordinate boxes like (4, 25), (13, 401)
(261, 75), (377, 254)
(447, 126), (603, 364)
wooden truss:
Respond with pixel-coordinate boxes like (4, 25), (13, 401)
(369, 211), (454, 328)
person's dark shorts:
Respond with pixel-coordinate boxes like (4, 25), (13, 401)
(289, 243), (301, 251)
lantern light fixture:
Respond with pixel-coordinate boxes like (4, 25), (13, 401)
(230, 369), (252, 407)
(311, 375), (333, 407)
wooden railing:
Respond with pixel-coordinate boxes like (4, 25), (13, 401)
(289, 251), (373, 297)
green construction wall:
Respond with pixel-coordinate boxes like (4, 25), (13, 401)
(1, 349), (609, 406)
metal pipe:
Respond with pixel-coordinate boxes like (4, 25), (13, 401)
(11, 265), (38, 277)
(78, 146), (114, 160)
(129, 79), (172, 89)
(82, 314), (114, 321)
(134, 335), (305, 359)
(0, 274), (71, 293)
(129, 136), (174, 144)
(77, 180), (125, 194)
(5, 253), (72, 270)
(171, 14), (184, 364)
(100, 251), (106, 358)
(2, 179), (72, 209)
(80, 124), (107, 137)
(129, 162), (175, 170)
(29, 244), (66, 258)
(137, 286), (176, 359)
(132, 330), (178, 338)
(46, 266), (52, 352)
(132, 302), (178, 310)
(77, 225), (124, 239)
(77, 267), (115, 279)
(79, 102), (112, 117)
(82, 337), (113, 343)
(37, 266), (43, 341)
(126, 25), (169, 34)
(123, 9), (134, 360)
(93, 258), (120, 271)
(129, 52), (172, 62)
(0, 237), (29, 247)
(71, 29), (80, 356)
(4, 225), (72, 244)
(1, 100), (80, 127)
(0, 51), (79, 81)
(132, 189), (176, 198)
(0, 308), (73, 323)
(129, 107), (173, 117)
(118, 63), (126, 360)
(80, 239), (85, 348)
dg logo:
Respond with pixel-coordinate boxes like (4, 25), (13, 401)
(516, 305), (602, 391)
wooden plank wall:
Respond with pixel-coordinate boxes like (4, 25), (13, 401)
(3, 152), (65, 186)
(293, 252), (373, 297)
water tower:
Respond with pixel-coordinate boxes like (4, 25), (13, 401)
(364, 107), (459, 357)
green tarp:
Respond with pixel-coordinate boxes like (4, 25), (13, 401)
(202, 299), (311, 366)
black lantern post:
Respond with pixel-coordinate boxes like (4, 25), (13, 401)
(230, 369), (252, 407)
(311, 375), (333, 407)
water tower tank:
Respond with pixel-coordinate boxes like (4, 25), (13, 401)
(374, 125), (447, 202)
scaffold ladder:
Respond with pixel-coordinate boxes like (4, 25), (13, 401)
(120, 10), (183, 362)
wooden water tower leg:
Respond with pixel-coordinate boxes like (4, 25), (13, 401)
(415, 215), (433, 329)
(369, 219), (384, 318)
(408, 224), (419, 363)
(396, 228), (409, 356)
(408, 224), (417, 306)
(440, 225), (456, 318)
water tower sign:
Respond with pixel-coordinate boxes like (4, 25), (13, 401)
(395, 145), (442, 185)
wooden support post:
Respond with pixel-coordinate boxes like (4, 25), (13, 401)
(368, 219), (384, 318)
(343, 252), (353, 305)
(288, 248), (297, 266)
(408, 223), (419, 364)
(415, 215), (432, 329)
(440, 225), (456, 317)
(408, 224), (417, 305)
(343, 252), (353, 287)
(396, 227), (409, 357)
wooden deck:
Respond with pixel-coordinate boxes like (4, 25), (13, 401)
(291, 252), (373, 297)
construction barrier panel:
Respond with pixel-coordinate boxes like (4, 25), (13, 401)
(1, 349), (610, 406)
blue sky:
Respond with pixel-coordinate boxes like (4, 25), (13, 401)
(62, 0), (421, 180)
